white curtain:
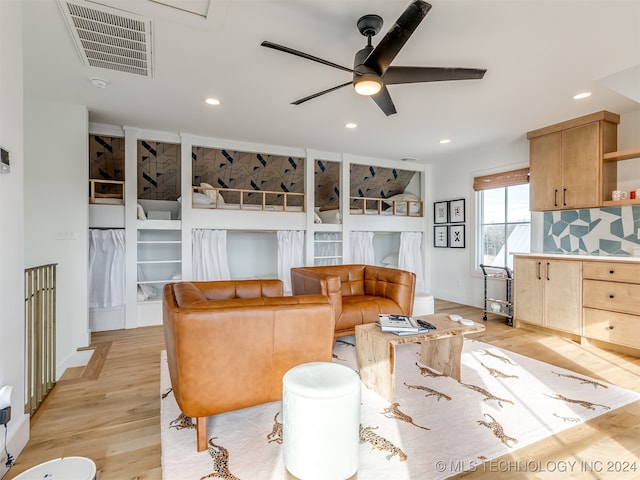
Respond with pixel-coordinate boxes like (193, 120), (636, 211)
(314, 232), (341, 266)
(399, 231), (425, 293)
(277, 230), (305, 293)
(350, 231), (375, 265)
(88, 229), (126, 308)
(192, 229), (231, 281)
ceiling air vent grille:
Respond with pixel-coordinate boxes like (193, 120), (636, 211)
(58, 0), (153, 76)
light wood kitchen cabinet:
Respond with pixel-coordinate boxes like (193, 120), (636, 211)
(514, 257), (582, 334)
(527, 111), (619, 212)
(582, 260), (640, 350)
(529, 132), (562, 211)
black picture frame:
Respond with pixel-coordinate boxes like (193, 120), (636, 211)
(434, 225), (448, 247)
(434, 201), (448, 224)
(449, 224), (465, 248)
(449, 198), (465, 223)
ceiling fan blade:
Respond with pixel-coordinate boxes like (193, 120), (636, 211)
(364, 0), (431, 75)
(370, 85), (397, 116)
(261, 41), (356, 74)
(382, 66), (487, 85)
(292, 81), (353, 105)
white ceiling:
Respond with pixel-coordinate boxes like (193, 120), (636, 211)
(23, 0), (640, 163)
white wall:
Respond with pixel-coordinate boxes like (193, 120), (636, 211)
(429, 109), (640, 308)
(429, 137), (531, 307)
(24, 99), (91, 378)
(0, 1), (29, 474)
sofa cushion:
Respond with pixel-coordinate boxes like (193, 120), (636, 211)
(339, 296), (404, 331)
(173, 280), (283, 304)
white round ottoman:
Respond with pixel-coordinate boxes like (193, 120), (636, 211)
(13, 457), (96, 479)
(413, 292), (435, 316)
(282, 362), (361, 480)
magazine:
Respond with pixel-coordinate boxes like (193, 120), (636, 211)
(377, 314), (436, 334)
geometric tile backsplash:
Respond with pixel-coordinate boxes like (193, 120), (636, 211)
(543, 206), (640, 255)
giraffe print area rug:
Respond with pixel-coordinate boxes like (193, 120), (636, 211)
(160, 338), (639, 479)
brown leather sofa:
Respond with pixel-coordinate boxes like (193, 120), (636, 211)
(291, 264), (416, 338)
(162, 279), (335, 451)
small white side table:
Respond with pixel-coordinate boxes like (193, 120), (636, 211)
(12, 456), (96, 480)
(282, 362), (360, 480)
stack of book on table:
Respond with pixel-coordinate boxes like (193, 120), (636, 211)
(376, 314), (436, 336)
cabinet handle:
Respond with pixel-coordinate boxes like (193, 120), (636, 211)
(609, 294), (615, 299)
(546, 262), (550, 281)
(563, 188), (567, 206)
(607, 325), (614, 330)
(554, 189), (558, 207)
(609, 270), (615, 274)
(537, 261), (542, 280)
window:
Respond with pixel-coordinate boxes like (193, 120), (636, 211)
(474, 169), (530, 269)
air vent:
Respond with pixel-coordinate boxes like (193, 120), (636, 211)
(58, 0), (153, 77)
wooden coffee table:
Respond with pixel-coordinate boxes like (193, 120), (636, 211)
(355, 314), (485, 402)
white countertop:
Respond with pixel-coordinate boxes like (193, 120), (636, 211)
(512, 252), (640, 263)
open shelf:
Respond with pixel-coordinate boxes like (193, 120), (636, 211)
(603, 147), (640, 162)
(601, 199), (640, 207)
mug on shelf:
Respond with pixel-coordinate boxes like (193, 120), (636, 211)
(631, 191), (637, 200)
(612, 190), (628, 201)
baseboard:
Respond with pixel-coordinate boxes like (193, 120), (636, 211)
(0, 413), (30, 479)
(56, 349), (95, 381)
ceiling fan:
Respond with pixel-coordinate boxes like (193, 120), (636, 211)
(261, 0), (486, 116)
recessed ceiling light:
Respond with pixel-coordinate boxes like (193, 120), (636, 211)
(205, 98), (220, 105)
(573, 92), (591, 100)
(345, 123), (357, 129)
(439, 139), (451, 144)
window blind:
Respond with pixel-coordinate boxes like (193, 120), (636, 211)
(473, 167), (529, 191)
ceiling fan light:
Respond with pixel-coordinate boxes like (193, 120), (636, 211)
(354, 78), (382, 96)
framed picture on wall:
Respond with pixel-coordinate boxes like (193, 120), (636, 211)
(449, 199), (465, 223)
(434, 225), (448, 247)
(449, 224), (465, 248)
(434, 201), (448, 224)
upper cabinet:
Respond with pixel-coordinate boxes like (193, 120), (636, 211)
(527, 111), (619, 211)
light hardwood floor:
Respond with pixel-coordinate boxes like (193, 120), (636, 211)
(6, 300), (640, 479)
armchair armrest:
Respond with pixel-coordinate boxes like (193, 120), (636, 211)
(291, 267), (343, 319)
(363, 265), (416, 315)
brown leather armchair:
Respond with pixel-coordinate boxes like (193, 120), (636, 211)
(162, 279), (335, 451)
(291, 264), (416, 338)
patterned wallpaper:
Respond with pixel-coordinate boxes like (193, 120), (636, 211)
(315, 160), (340, 208)
(349, 164), (415, 207)
(192, 147), (305, 206)
(89, 138), (416, 206)
(89, 135), (125, 195)
(543, 206), (640, 255)
(138, 140), (181, 201)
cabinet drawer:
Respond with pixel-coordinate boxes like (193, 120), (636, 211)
(583, 279), (640, 315)
(583, 308), (640, 349)
(583, 261), (640, 284)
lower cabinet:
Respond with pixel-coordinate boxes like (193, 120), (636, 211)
(514, 257), (582, 334)
(515, 256), (640, 353)
(583, 309), (640, 350)
(582, 260), (640, 350)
